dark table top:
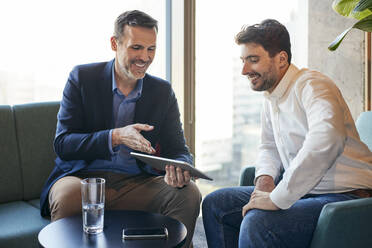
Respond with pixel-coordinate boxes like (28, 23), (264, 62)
(38, 210), (187, 248)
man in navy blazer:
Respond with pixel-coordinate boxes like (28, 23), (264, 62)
(40, 10), (201, 248)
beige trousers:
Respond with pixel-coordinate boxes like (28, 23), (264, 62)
(49, 172), (201, 248)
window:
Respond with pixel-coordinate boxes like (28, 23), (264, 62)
(195, 0), (308, 196)
(0, 0), (166, 105)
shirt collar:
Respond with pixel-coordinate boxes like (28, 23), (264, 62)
(111, 61), (143, 100)
(264, 64), (299, 100)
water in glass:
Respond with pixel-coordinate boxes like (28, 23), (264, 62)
(82, 202), (104, 234)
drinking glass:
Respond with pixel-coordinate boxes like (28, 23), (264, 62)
(81, 178), (105, 234)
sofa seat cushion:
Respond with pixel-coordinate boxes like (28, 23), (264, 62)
(27, 199), (41, 209)
(0, 201), (50, 248)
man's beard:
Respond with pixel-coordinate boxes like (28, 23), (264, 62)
(253, 71), (277, 92)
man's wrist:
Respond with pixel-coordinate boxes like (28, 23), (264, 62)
(112, 128), (121, 147)
(255, 175), (275, 192)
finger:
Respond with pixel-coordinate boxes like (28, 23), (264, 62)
(139, 142), (156, 154)
(169, 165), (177, 186)
(164, 165), (171, 184)
(165, 165), (175, 186)
(140, 139), (156, 154)
(133, 131), (154, 153)
(242, 203), (252, 217)
(183, 170), (191, 184)
(147, 146), (156, 154)
(134, 137), (155, 154)
(176, 167), (185, 187)
(133, 123), (154, 132)
(242, 205), (248, 217)
(139, 136), (151, 147)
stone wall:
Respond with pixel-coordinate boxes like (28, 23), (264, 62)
(308, 0), (365, 120)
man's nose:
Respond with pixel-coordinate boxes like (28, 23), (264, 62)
(242, 62), (251, 75)
(138, 50), (150, 62)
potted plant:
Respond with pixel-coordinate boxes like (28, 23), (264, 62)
(329, 0), (372, 51)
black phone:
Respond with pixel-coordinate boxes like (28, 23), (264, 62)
(122, 227), (168, 240)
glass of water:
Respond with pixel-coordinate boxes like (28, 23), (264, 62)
(81, 178), (105, 234)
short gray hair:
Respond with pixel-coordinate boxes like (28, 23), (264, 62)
(114, 10), (158, 40)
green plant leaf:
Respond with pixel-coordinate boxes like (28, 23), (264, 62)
(353, 0), (372, 12)
(328, 27), (353, 51)
(329, 14), (372, 51)
(333, 0), (372, 19)
(354, 12), (372, 30)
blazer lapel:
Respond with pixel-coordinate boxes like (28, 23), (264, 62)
(134, 75), (156, 145)
(101, 60), (114, 129)
(134, 75), (152, 125)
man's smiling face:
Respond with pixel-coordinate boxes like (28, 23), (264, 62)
(112, 25), (157, 82)
(240, 42), (281, 93)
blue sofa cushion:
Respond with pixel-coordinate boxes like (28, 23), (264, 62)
(27, 199), (41, 209)
(13, 102), (59, 200)
(0, 201), (50, 248)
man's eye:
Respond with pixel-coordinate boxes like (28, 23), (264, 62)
(148, 47), (156, 51)
(132, 46), (141, 50)
(250, 58), (259, 63)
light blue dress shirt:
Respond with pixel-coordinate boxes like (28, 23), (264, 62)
(80, 65), (148, 174)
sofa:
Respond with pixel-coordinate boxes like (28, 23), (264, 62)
(239, 111), (372, 248)
(0, 101), (59, 247)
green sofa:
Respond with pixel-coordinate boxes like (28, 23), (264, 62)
(0, 102), (59, 247)
(239, 111), (372, 248)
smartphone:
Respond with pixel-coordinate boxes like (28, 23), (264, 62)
(122, 227), (168, 240)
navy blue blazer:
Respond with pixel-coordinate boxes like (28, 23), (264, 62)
(40, 60), (192, 216)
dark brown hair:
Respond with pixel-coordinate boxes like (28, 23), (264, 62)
(235, 19), (292, 64)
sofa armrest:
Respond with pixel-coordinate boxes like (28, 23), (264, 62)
(239, 166), (255, 186)
(310, 197), (372, 248)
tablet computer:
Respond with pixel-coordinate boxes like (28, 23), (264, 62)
(130, 152), (213, 181)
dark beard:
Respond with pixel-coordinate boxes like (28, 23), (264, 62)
(254, 71), (277, 92)
(258, 78), (276, 91)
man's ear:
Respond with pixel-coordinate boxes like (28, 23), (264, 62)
(278, 51), (288, 68)
(110, 36), (117, 51)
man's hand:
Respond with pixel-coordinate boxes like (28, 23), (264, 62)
(164, 165), (191, 188)
(112, 123), (156, 154)
(255, 175), (275, 192)
(242, 190), (279, 217)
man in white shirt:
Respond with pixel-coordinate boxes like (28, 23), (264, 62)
(202, 19), (372, 248)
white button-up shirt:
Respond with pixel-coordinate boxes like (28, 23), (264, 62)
(254, 64), (372, 209)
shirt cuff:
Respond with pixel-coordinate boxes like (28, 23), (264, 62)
(269, 182), (298, 210)
(108, 130), (119, 155)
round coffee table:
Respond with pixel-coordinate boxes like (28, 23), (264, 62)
(38, 210), (187, 248)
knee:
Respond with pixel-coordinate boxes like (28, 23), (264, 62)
(239, 210), (270, 246)
(169, 181), (202, 214)
(241, 211), (260, 236)
(202, 191), (217, 215)
(49, 180), (82, 221)
(182, 181), (202, 208)
(202, 188), (231, 216)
